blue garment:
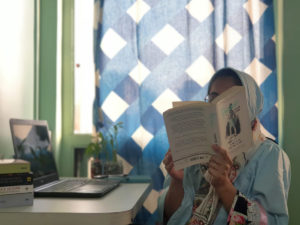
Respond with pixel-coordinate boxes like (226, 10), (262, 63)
(157, 68), (291, 224)
(157, 139), (291, 224)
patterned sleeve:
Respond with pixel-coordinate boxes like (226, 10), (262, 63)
(227, 140), (291, 225)
(227, 191), (267, 225)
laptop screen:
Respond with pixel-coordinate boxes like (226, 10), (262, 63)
(10, 119), (59, 187)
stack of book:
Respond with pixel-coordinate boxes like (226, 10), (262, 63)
(0, 159), (34, 208)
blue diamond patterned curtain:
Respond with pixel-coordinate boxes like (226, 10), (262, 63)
(93, 0), (278, 224)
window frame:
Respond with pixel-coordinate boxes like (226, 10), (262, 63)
(60, 0), (91, 176)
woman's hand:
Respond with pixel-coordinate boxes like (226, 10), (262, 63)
(163, 149), (184, 181)
(163, 149), (184, 221)
(208, 144), (237, 212)
(208, 144), (233, 188)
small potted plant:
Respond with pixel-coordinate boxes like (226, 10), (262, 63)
(85, 122), (123, 177)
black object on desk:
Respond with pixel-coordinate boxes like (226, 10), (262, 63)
(107, 175), (152, 183)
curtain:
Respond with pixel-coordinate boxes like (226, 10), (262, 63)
(93, 0), (277, 224)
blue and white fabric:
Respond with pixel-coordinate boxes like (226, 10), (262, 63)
(93, 0), (278, 224)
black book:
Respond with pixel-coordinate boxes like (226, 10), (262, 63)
(0, 172), (33, 187)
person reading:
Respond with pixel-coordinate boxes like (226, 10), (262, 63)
(157, 68), (291, 225)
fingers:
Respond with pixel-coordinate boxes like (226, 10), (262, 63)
(163, 149), (174, 173)
(163, 149), (184, 181)
(165, 160), (174, 172)
(209, 157), (231, 174)
(211, 144), (232, 166)
(208, 145), (233, 187)
(163, 150), (172, 166)
(208, 163), (229, 187)
(207, 166), (220, 180)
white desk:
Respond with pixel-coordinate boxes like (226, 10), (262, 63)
(0, 183), (152, 225)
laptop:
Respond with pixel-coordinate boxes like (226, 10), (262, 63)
(9, 118), (120, 198)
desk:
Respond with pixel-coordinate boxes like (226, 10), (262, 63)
(0, 183), (152, 225)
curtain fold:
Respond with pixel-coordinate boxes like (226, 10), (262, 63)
(93, 0), (277, 223)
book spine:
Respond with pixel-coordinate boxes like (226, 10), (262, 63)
(0, 163), (30, 174)
(0, 184), (34, 195)
(0, 192), (33, 208)
(0, 173), (33, 187)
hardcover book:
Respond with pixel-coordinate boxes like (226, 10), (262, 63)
(0, 159), (30, 174)
(163, 86), (253, 170)
(0, 184), (34, 195)
(0, 172), (33, 187)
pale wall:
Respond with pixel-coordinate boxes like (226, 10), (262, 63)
(0, 1), (35, 158)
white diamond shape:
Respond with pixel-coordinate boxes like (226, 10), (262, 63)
(117, 154), (133, 175)
(215, 24), (242, 54)
(131, 126), (153, 150)
(186, 56), (215, 87)
(151, 24), (184, 55)
(100, 28), (127, 59)
(101, 91), (129, 122)
(275, 101), (278, 108)
(244, 58), (272, 85)
(152, 89), (181, 114)
(127, 0), (150, 23)
(143, 189), (160, 214)
(272, 35), (276, 43)
(185, 0), (214, 23)
(160, 161), (167, 177)
(243, 0), (268, 24)
(129, 60), (151, 85)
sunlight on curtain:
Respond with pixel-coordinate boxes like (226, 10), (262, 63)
(93, 0), (278, 223)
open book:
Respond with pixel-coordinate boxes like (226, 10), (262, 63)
(163, 86), (253, 170)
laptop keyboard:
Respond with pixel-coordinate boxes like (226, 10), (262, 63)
(41, 180), (89, 192)
(39, 179), (120, 193)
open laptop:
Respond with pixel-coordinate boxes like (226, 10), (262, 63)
(9, 118), (120, 198)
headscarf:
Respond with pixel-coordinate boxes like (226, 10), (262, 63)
(189, 68), (265, 225)
(208, 67), (264, 121)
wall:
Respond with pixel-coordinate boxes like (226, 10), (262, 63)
(281, 1), (300, 224)
(0, 1), (35, 158)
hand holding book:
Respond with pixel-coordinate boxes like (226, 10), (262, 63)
(163, 150), (184, 181)
(163, 86), (253, 170)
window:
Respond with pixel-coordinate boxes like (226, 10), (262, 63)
(74, 0), (94, 134)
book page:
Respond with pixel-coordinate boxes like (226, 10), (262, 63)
(214, 86), (253, 159)
(172, 101), (206, 108)
(163, 103), (216, 170)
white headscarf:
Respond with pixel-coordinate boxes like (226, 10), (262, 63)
(208, 67), (264, 121)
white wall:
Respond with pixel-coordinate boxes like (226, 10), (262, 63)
(0, 0), (35, 158)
